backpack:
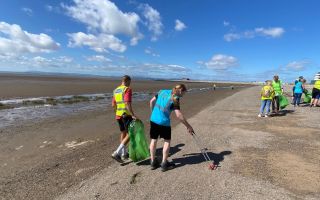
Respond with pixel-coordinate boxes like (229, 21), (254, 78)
(262, 86), (271, 98)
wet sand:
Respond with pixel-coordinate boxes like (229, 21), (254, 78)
(0, 74), (247, 199)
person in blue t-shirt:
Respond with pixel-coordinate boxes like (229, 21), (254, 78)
(149, 84), (194, 172)
(293, 78), (306, 107)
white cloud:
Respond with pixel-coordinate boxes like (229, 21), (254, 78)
(0, 21), (60, 56)
(175, 19), (186, 31)
(140, 4), (163, 41)
(285, 60), (309, 71)
(21, 7), (33, 16)
(224, 33), (241, 42)
(144, 47), (159, 57)
(223, 20), (230, 27)
(86, 55), (112, 62)
(199, 54), (238, 70)
(224, 27), (285, 42)
(67, 32), (126, 53)
(255, 27), (285, 38)
(62, 0), (143, 49)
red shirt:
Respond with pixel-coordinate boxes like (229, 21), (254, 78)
(112, 87), (132, 119)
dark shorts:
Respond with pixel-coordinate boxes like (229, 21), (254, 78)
(117, 116), (133, 132)
(150, 121), (171, 140)
(312, 88), (320, 99)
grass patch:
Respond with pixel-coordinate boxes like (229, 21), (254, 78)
(0, 103), (14, 110)
(60, 96), (90, 104)
(46, 98), (58, 105)
(92, 96), (105, 101)
(22, 100), (45, 106)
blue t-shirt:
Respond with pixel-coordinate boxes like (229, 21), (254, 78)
(294, 82), (303, 93)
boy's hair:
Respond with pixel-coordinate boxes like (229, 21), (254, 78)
(174, 84), (187, 92)
(122, 75), (131, 83)
(265, 80), (272, 85)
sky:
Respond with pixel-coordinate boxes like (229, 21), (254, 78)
(0, 0), (319, 82)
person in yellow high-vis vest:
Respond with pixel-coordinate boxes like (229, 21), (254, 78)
(271, 75), (284, 113)
(310, 80), (320, 107)
(258, 80), (275, 117)
(111, 75), (138, 163)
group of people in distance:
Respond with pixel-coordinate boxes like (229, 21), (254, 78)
(111, 75), (193, 172)
(259, 75), (320, 118)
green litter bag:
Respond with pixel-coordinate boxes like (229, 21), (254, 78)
(303, 92), (312, 103)
(279, 94), (289, 109)
(128, 120), (150, 162)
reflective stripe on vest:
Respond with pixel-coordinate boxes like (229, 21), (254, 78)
(314, 80), (320, 90)
(150, 90), (173, 126)
(113, 85), (130, 116)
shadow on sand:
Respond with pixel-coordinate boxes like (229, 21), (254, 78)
(135, 143), (185, 166)
(270, 109), (295, 117)
(172, 150), (232, 169)
(135, 143), (232, 171)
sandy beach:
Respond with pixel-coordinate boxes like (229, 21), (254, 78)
(1, 76), (319, 199)
(0, 74), (245, 199)
(55, 86), (320, 200)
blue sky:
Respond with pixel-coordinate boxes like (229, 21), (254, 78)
(0, 0), (319, 82)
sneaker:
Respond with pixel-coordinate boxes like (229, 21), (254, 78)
(111, 152), (123, 163)
(150, 159), (160, 170)
(258, 114), (262, 117)
(160, 161), (175, 172)
(264, 114), (268, 118)
(121, 153), (129, 161)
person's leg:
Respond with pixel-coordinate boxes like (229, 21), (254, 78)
(149, 122), (160, 169)
(162, 140), (171, 163)
(260, 100), (266, 116)
(120, 132), (126, 143)
(149, 139), (158, 162)
(314, 96), (320, 106)
(296, 93), (302, 106)
(271, 98), (276, 112)
(293, 93), (298, 106)
(266, 100), (271, 115)
(276, 96), (280, 112)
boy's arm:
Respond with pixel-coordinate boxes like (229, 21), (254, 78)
(174, 110), (194, 134)
(150, 96), (156, 112)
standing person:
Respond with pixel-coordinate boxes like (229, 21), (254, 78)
(111, 75), (137, 162)
(149, 84), (194, 172)
(310, 79), (320, 107)
(293, 77), (305, 107)
(271, 75), (284, 114)
(258, 80), (274, 117)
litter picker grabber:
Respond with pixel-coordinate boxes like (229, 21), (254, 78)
(191, 132), (217, 170)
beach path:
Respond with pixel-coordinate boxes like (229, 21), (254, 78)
(54, 86), (319, 199)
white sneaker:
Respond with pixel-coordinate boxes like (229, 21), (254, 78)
(264, 114), (268, 118)
(258, 114), (262, 117)
(121, 153), (129, 160)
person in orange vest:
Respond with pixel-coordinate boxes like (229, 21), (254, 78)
(310, 79), (320, 107)
(111, 75), (138, 162)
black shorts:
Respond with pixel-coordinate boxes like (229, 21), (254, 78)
(117, 116), (133, 132)
(312, 88), (320, 99)
(150, 121), (171, 140)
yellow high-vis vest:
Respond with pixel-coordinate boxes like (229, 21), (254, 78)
(314, 80), (320, 90)
(113, 85), (131, 117)
(261, 85), (274, 100)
